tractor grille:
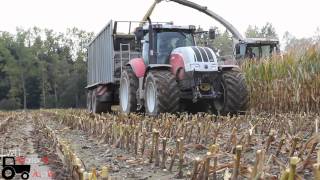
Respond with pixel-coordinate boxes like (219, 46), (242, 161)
(191, 47), (215, 62)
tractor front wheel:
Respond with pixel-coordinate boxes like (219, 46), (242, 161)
(21, 172), (29, 179)
(213, 68), (249, 115)
(119, 67), (139, 113)
(144, 70), (180, 116)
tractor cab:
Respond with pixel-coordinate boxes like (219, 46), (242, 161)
(136, 23), (197, 65)
(236, 38), (280, 60)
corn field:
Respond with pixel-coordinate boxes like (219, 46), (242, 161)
(243, 44), (320, 113)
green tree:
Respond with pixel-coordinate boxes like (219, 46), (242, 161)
(245, 25), (260, 38)
(245, 23), (278, 39)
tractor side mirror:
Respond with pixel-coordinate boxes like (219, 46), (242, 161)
(209, 28), (216, 39)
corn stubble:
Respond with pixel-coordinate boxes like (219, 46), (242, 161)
(25, 109), (317, 179)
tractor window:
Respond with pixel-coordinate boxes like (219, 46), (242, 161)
(156, 31), (194, 64)
(261, 45), (272, 58)
(4, 158), (15, 165)
(246, 45), (273, 59)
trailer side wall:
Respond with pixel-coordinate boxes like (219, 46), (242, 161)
(87, 21), (114, 87)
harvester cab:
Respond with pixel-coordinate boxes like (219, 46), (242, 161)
(235, 38), (280, 60)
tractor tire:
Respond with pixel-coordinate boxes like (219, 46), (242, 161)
(87, 90), (92, 112)
(144, 70), (180, 116)
(119, 67), (139, 113)
(2, 167), (15, 179)
(92, 89), (112, 114)
(214, 68), (249, 115)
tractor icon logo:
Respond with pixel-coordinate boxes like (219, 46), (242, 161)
(1, 156), (30, 179)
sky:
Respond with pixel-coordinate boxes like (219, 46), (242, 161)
(1, 0), (319, 42)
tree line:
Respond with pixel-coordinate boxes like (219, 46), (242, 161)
(0, 27), (94, 110)
(0, 23), (318, 110)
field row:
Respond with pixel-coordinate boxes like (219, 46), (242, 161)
(1, 110), (320, 179)
(40, 110), (320, 179)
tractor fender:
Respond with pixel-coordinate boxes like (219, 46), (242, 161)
(143, 64), (172, 89)
(127, 58), (146, 78)
(170, 53), (185, 80)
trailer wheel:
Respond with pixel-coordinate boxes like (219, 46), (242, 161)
(119, 67), (138, 113)
(144, 70), (180, 116)
(21, 172), (29, 179)
(214, 68), (249, 115)
(2, 167), (15, 179)
(92, 89), (111, 113)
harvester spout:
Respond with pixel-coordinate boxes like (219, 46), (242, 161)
(140, 0), (245, 42)
(140, 0), (162, 27)
(167, 0), (244, 41)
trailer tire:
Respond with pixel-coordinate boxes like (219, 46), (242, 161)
(92, 89), (111, 113)
(214, 68), (249, 115)
(119, 67), (139, 113)
(144, 70), (180, 116)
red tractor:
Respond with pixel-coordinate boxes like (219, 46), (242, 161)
(118, 20), (248, 115)
(86, 0), (249, 115)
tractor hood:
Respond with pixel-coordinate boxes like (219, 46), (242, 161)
(170, 46), (219, 72)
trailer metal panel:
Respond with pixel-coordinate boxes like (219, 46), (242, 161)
(87, 20), (114, 88)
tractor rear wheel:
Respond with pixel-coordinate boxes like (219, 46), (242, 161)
(2, 167), (15, 179)
(144, 70), (180, 116)
(214, 68), (248, 115)
(119, 67), (138, 113)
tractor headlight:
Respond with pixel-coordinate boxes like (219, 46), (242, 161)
(190, 63), (200, 70)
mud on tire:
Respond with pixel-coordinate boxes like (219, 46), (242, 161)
(144, 70), (180, 116)
(214, 68), (249, 115)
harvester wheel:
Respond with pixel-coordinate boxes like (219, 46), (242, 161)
(92, 89), (111, 113)
(119, 67), (138, 113)
(144, 70), (180, 115)
(214, 68), (249, 115)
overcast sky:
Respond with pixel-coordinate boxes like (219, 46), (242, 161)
(1, 0), (319, 41)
